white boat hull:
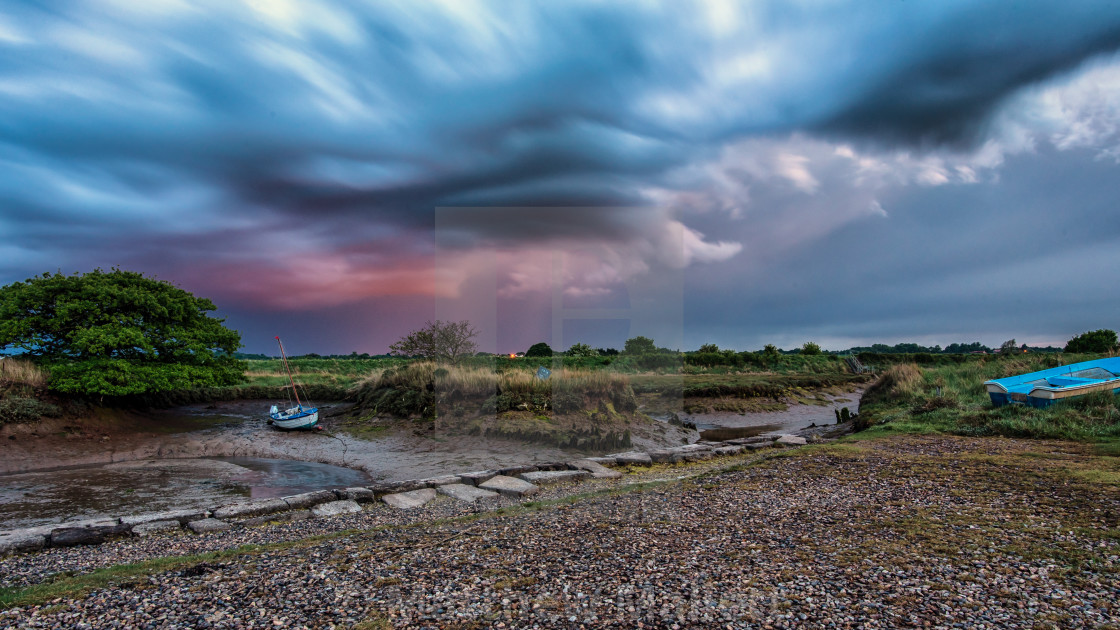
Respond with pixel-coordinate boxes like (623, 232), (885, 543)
(269, 406), (319, 430)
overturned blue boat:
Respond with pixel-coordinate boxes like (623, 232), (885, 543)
(985, 357), (1120, 408)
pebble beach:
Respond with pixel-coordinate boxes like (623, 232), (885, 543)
(2, 435), (1118, 628)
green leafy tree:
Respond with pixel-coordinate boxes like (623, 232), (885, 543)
(1064, 329), (1118, 354)
(623, 335), (657, 355)
(566, 342), (598, 357)
(801, 341), (822, 355)
(999, 339), (1018, 355)
(698, 343), (719, 353)
(761, 344), (781, 359)
(389, 320), (479, 363)
(525, 342), (553, 357)
(0, 269), (243, 396)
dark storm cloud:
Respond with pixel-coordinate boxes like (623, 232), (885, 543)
(804, 2), (1120, 146)
(4, 1), (1120, 352)
(4, 1), (1120, 243)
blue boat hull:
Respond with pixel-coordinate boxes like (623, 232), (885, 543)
(984, 357), (1120, 408)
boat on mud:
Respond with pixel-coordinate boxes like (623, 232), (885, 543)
(984, 357), (1120, 408)
(268, 336), (320, 430)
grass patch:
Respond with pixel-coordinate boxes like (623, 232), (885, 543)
(0, 548), (254, 608)
(350, 361), (636, 420)
(0, 358), (48, 390)
(854, 353), (1120, 443)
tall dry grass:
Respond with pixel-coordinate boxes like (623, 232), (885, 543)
(0, 358), (48, 389)
(355, 361), (630, 398)
(861, 363), (923, 406)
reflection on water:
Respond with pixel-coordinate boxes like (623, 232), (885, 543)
(213, 457), (371, 499)
(685, 390), (861, 438)
(698, 425), (780, 441)
(0, 457), (371, 530)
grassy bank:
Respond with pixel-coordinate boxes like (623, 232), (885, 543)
(242, 357), (407, 389)
(345, 362), (640, 449)
(856, 353), (1120, 444)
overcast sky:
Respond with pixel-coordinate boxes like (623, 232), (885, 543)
(3, 1), (1120, 354)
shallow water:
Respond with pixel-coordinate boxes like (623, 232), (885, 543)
(0, 456), (370, 530)
(212, 456), (371, 499)
(687, 390), (861, 437)
(697, 424), (781, 441)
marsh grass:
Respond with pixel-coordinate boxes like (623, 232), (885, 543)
(350, 362), (635, 420)
(0, 358), (48, 390)
(631, 372), (866, 399)
(357, 362), (630, 397)
(857, 354), (1120, 443)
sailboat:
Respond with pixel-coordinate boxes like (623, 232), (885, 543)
(268, 336), (320, 430)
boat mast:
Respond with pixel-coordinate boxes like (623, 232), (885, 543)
(275, 336), (303, 408)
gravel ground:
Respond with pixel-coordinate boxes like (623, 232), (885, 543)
(2, 435), (1118, 629)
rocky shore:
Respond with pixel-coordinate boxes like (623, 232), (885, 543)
(2, 434), (1117, 628)
(0, 434), (806, 556)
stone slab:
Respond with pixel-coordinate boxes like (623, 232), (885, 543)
(368, 480), (427, 496)
(724, 436), (772, 445)
(0, 530), (47, 555)
(382, 488), (438, 509)
(519, 470), (591, 485)
(49, 524), (132, 548)
(56, 518), (119, 529)
(283, 490), (337, 510)
(211, 498), (289, 520)
(121, 509), (210, 527)
(534, 462), (569, 471)
(334, 487), (375, 503)
(647, 450), (683, 463)
(568, 459), (623, 479)
(420, 475), (462, 488)
(744, 442), (772, 451)
(479, 475), (540, 498)
(498, 465), (539, 477)
(242, 509), (312, 528)
(456, 470), (498, 486)
(775, 435), (808, 447)
(669, 444), (714, 461)
(713, 445), (744, 456)
(612, 452), (653, 466)
(311, 500), (362, 518)
(583, 456), (618, 466)
(187, 518), (231, 534)
(132, 520), (182, 537)
(437, 483), (501, 503)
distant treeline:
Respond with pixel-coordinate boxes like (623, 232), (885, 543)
(237, 342), (1064, 362)
(235, 351), (394, 360)
(840, 342), (1061, 355)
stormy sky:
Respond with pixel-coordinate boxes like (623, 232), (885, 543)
(3, 0), (1120, 354)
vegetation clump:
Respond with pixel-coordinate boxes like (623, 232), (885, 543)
(346, 362), (638, 448)
(0, 396), (61, 425)
(856, 354), (1120, 442)
(1064, 329), (1118, 354)
(389, 320), (479, 363)
(525, 342), (553, 357)
(351, 363), (635, 419)
(0, 269), (243, 397)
